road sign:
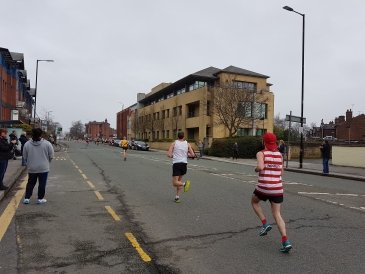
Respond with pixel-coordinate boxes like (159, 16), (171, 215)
(286, 114), (306, 124)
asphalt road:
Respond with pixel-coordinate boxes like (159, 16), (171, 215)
(0, 141), (364, 274)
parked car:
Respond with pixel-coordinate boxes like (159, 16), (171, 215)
(111, 139), (121, 147)
(131, 140), (150, 151)
(323, 136), (337, 141)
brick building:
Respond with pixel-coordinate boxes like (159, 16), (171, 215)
(335, 109), (365, 142)
(0, 47), (33, 125)
(85, 119), (114, 140)
(132, 66), (274, 144)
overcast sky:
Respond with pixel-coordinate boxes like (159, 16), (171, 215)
(1, 0), (365, 131)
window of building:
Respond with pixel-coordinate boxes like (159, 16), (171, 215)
(153, 113), (156, 120)
(176, 87), (185, 95)
(166, 109), (170, 118)
(189, 81), (206, 91)
(232, 81), (257, 91)
(188, 104), (197, 118)
(166, 130), (170, 139)
(173, 129), (177, 139)
(173, 107), (177, 117)
(167, 93), (174, 99)
(161, 110), (165, 119)
(207, 101), (211, 116)
(156, 131), (159, 140)
(237, 128), (253, 136)
(178, 106), (182, 116)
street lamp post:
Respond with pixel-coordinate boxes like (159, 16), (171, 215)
(34, 59), (54, 125)
(283, 5), (305, 168)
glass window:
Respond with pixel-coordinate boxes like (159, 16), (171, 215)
(232, 81), (257, 91)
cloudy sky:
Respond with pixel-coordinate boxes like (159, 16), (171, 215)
(1, 0), (365, 131)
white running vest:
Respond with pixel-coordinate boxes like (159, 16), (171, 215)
(173, 140), (188, 164)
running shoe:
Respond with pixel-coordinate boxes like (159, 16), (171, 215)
(184, 180), (191, 192)
(174, 197), (181, 203)
(37, 199), (47, 204)
(280, 240), (292, 253)
(259, 224), (272, 236)
(23, 198), (30, 204)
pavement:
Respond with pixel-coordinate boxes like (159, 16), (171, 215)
(1, 151), (365, 202)
(0, 157), (26, 201)
(198, 155), (365, 182)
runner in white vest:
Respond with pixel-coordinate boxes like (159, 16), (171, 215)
(167, 131), (195, 203)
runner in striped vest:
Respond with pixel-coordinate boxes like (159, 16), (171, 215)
(251, 133), (292, 253)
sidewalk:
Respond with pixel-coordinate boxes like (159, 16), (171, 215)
(0, 158), (26, 201)
(201, 155), (365, 182)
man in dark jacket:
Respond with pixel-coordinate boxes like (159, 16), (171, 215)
(320, 140), (331, 175)
(0, 128), (17, 190)
(9, 130), (18, 160)
(19, 132), (28, 166)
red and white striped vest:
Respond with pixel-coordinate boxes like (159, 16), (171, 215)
(256, 150), (283, 196)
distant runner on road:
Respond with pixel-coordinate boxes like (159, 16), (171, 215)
(167, 131), (195, 203)
(251, 132), (292, 253)
(120, 136), (129, 161)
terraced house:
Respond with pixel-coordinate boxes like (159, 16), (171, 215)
(133, 66), (275, 146)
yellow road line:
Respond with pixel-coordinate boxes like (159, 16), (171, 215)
(94, 191), (104, 201)
(125, 232), (152, 262)
(105, 206), (121, 221)
(74, 165), (79, 168)
(0, 178), (27, 242)
(81, 174), (88, 180)
(86, 180), (95, 189)
(77, 169), (83, 174)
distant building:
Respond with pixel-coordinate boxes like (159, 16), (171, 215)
(126, 66), (274, 144)
(116, 104), (137, 139)
(85, 119), (114, 139)
(335, 109), (365, 142)
(311, 119), (336, 138)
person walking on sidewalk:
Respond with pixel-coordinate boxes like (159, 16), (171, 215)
(167, 131), (195, 203)
(251, 133), (292, 253)
(0, 128), (17, 190)
(232, 142), (239, 160)
(9, 130), (18, 160)
(23, 128), (54, 204)
(19, 132), (28, 166)
(120, 136), (129, 161)
(197, 140), (204, 158)
(320, 140), (331, 175)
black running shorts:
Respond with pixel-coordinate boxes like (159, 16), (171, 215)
(172, 163), (187, 176)
(253, 189), (283, 204)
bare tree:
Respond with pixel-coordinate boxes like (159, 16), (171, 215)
(69, 120), (85, 139)
(211, 84), (259, 137)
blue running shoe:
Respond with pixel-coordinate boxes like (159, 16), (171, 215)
(259, 224), (272, 236)
(280, 240), (292, 253)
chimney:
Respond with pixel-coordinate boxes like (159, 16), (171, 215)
(346, 109), (353, 121)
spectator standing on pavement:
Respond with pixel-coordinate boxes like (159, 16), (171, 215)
(320, 140), (331, 175)
(9, 130), (18, 160)
(197, 140), (204, 158)
(167, 131), (194, 203)
(251, 133), (292, 253)
(0, 128), (17, 190)
(233, 142), (239, 160)
(19, 132), (28, 166)
(278, 140), (286, 158)
(23, 128), (54, 204)
(120, 136), (129, 161)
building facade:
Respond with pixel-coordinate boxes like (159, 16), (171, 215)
(335, 109), (365, 142)
(131, 66), (274, 145)
(85, 119), (114, 140)
(0, 47), (33, 126)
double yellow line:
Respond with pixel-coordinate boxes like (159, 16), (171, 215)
(0, 178), (27, 242)
(71, 157), (151, 263)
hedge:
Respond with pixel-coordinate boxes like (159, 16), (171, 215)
(209, 136), (264, 158)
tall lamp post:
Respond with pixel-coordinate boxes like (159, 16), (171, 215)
(34, 59), (54, 125)
(283, 5), (305, 168)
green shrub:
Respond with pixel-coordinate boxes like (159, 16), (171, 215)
(210, 136), (264, 158)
